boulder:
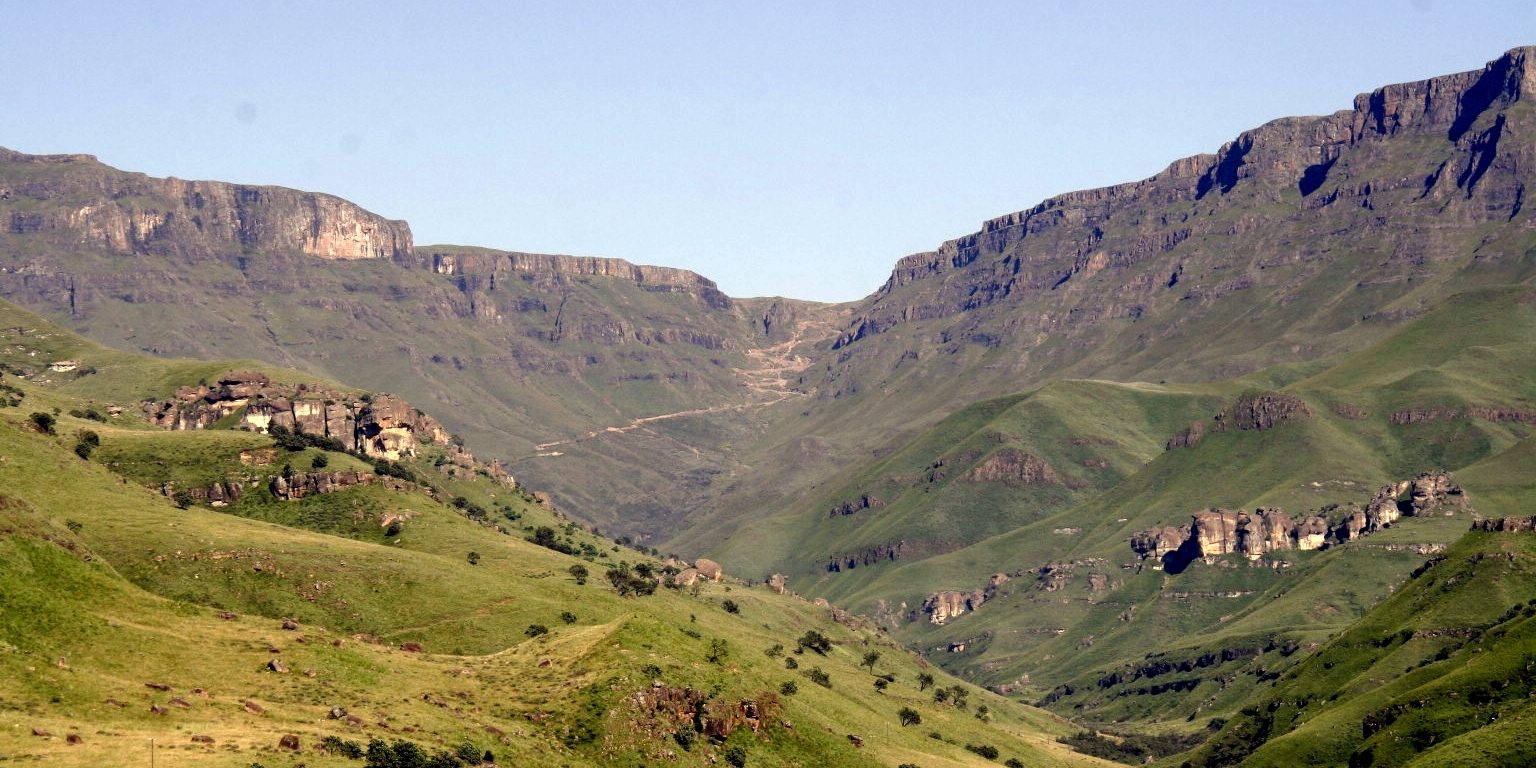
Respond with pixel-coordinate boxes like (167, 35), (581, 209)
(694, 558), (724, 582)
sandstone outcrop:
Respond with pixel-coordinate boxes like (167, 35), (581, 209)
(693, 558), (723, 582)
(961, 449), (1058, 485)
(1472, 516), (1536, 532)
(142, 372), (467, 465)
(921, 573), (1009, 625)
(1131, 473), (1465, 571)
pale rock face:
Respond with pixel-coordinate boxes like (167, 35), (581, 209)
(922, 590), (985, 625)
(1190, 509), (1240, 557)
(694, 558), (723, 582)
(1130, 526), (1188, 559)
(1294, 516), (1330, 550)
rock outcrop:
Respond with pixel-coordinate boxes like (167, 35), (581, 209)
(828, 494), (884, 517)
(142, 371), (463, 465)
(921, 573), (1009, 625)
(1131, 473), (1465, 571)
(961, 449), (1058, 485)
(1212, 393), (1312, 433)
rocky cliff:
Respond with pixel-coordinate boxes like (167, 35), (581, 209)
(0, 148), (411, 261)
(141, 370), (476, 467)
(1130, 473), (1466, 571)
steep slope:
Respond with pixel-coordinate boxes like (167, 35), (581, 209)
(0, 150), (848, 534)
(0, 301), (1099, 768)
(703, 286), (1536, 734)
(1179, 522), (1536, 768)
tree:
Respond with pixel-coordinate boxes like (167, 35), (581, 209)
(917, 672), (935, 691)
(311, 453), (329, 469)
(707, 638), (730, 664)
(568, 564), (589, 585)
(874, 678), (889, 692)
(806, 667), (832, 688)
(899, 706), (922, 727)
(796, 630), (832, 655)
(779, 680), (797, 696)
(862, 650), (881, 672)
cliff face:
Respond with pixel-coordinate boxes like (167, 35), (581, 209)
(409, 248), (733, 311)
(1130, 473), (1466, 571)
(822, 47), (1536, 402)
(0, 149), (412, 261)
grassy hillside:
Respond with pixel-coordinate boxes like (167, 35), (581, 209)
(0, 303), (1103, 767)
(1178, 527), (1536, 768)
(693, 287), (1536, 741)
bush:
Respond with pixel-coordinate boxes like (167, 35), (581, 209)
(722, 599), (740, 614)
(321, 735), (365, 758)
(899, 706), (922, 726)
(311, 453), (329, 469)
(524, 624), (549, 638)
(569, 564), (589, 584)
(724, 745), (747, 767)
(806, 667), (832, 688)
(784, 657), (798, 670)
(73, 440), (94, 460)
(466, 551), (481, 565)
(560, 611), (577, 624)
(28, 411), (55, 435)
(672, 729), (695, 751)
(707, 638), (730, 664)
(764, 643), (784, 658)
(917, 672), (934, 691)
(780, 680), (797, 696)
(964, 744), (999, 760)
(1005, 759), (1025, 768)
(796, 630), (832, 655)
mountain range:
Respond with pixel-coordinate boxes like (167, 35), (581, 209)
(3, 45), (1536, 766)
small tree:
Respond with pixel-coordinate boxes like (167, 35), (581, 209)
(917, 672), (935, 692)
(899, 706), (922, 727)
(466, 551), (481, 565)
(569, 564), (589, 585)
(862, 650), (881, 673)
(524, 624), (548, 638)
(779, 680), (797, 696)
(722, 599), (740, 614)
(796, 630), (832, 655)
(874, 678), (889, 693)
(707, 638), (730, 664)
(311, 453), (329, 469)
(806, 667), (832, 688)
(560, 611), (577, 624)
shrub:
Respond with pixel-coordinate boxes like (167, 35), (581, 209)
(321, 735), (365, 758)
(722, 599), (740, 614)
(466, 551), (481, 565)
(784, 657), (798, 670)
(796, 630), (832, 655)
(311, 453), (329, 469)
(899, 706), (922, 726)
(524, 624), (549, 638)
(724, 745), (747, 767)
(1005, 759), (1025, 768)
(964, 744), (999, 760)
(560, 611), (577, 624)
(673, 729), (695, 751)
(707, 638), (730, 664)
(874, 678), (889, 692)
(764, 643), (784, 658)
(73, 441), (93, 460)
(569, 564), (589, 584)
(917, 672), (934, 691)
(779, 680), (797, 696)
(28, 411), (55, 435)
(806, 667), (832, 688)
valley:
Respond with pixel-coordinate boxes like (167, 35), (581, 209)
(2, 44), (1536, 767)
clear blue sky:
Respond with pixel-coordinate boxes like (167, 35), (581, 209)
(4, 1), (1533, 301)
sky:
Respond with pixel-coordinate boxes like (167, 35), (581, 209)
(3, 2), (1534, 302)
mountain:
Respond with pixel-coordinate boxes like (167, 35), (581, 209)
(4, 50), (1536, 556)
(0, 298), (1101, 767)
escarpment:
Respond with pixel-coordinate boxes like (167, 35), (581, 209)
(823, 47), (1536, 404)
(1130, 473), (1465, 571)
(0, 148), (411, 261)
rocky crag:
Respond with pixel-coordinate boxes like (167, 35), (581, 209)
(1130, 472), (1466, 573)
